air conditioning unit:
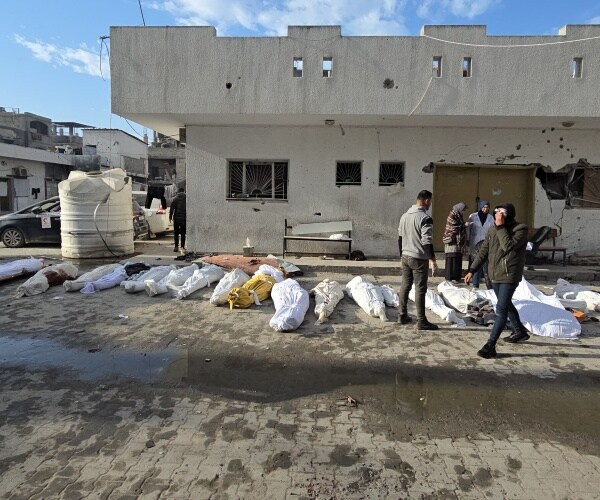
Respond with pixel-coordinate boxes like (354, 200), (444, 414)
(12, 167), (28, 177)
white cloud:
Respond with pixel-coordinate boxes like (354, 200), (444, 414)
(14, 34), (109, 78)
(416, 0), (498, 20)
(589, 16), (600, 24)
(150, 0), (409, 35)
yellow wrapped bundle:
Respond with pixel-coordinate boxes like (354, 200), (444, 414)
(227, 274), (276, 309)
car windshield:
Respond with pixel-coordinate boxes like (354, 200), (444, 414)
(22, 199), (60, 214)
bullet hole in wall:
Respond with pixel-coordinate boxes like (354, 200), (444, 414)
(547, 140), (551, 143)
(560, 137), (564, 141)
(252, 208), (260, 212)
(225, 82), (232, 89)
(383, 78), (394, 89)
(542, 129), (546, 133)
(314, 212), (322, 216)
(560, 145), (564, 149)
(551, 127), (555, 131)
(516, 144), (522, 150)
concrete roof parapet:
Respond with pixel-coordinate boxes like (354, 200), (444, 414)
(287, 25), (341, 39)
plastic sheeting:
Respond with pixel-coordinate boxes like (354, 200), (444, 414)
(120, 265), (175, 293)
(311, 279), (344, 324)
(64, 263), (122, 292)
(269, 279), (310, 331)
(145, 264), (199, 297)
(409, 286), (466, 327)
(171, 264), (225, 300)
(512, 279), (581, 339)
(15, 263), (78, 298)
(437, 281), (478, 313)
(210, 268), (250, 305)
(346, 276), (387, 321)
(254, 264), (284, 283)
(80, 265), (128, 294)
(0, 258), (45, 283)
(380, 285), (400, 308)
(553, 278), (600, 312)
(227, 274), (276, 309)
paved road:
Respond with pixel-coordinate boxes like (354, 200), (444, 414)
(1, 243), (599, 499)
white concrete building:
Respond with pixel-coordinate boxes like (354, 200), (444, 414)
(82, 129), (148, 190)
(111, 24), (600, 257)
(0, 144), (73, 212)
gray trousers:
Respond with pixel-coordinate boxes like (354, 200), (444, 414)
(399, 255), (429, 321)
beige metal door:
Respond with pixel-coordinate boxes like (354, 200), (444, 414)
(432, 165), (535, 251)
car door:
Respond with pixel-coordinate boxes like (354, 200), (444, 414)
(29, 199), (61, 244)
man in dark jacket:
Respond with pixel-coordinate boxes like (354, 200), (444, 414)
(169, 188), (186, 252)
(464, 203), (529, 358)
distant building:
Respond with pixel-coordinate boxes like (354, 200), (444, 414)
(147, 132), (185, 187)
(0, 107), (53, 150)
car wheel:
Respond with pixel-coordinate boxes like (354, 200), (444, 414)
(1, 227), (25, 248)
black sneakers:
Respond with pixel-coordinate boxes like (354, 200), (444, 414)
(397, 314), (412, 325)
(477, 343), (497, 358)
(173, 247), (179, 252)
(416, 320), (439, 331)
(505, 332), (530, 343)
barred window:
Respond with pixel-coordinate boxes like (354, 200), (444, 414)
(379, 162), (405, 186)
(228, 160), (288, 200)
(336, 161), (362, 186)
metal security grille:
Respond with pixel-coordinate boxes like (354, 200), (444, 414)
(228, 161), (288, 199)
(379, 162), (405, 185)
(336, 161), (362, 186)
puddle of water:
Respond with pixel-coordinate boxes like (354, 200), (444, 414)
(0, 336), (181, 382)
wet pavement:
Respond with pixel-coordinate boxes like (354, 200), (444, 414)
(1, 239), (600, 499)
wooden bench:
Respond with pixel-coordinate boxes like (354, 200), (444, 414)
(283, 219), (352, 259)
(528, 227), (567, 266)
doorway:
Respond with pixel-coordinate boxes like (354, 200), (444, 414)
(432, 165), (535, 251)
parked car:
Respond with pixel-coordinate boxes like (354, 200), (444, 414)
(132, 191), (172, 235)
(0, 196), (149, 248)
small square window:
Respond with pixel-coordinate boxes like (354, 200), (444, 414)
(572, 57), (583, 78)
(432, 56), (442, 77)
(336, 161), (362, 186)
(322, 57), (333, 77)
(379, 162), (405, 186)
(293, 57), (303, 77)
(462, 57), (472, 78)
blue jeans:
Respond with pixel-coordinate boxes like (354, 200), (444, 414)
(487, 282), (525, 346)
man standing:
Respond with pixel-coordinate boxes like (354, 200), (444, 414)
(464, 203), (530, 359)
(169, 187), (187, 252)
(398, 190), (439, 330)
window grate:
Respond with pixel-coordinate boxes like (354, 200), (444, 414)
(379, 162), (405, 186)
(228, 161), (288, 200)
(336, 161), (362, 186)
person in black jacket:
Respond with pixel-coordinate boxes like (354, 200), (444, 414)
(169, 188), (187, 252)
(464, 203), (530, 359)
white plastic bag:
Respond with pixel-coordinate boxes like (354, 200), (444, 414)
(80, 266), (128, 294)
(269, 279), (310, 331)
(379, 285), (400, 308)
(210, 268), (250, 305)
(145, 264), (198, 296)
(312, 278), (344, 324)
(15, 263), (78, 298)
(64, 263), (122, 292)
(346, 276), (387, 321)
(121, 265), (175, 293)
(254, 264), (284, 283)
(437, 281), (478, 313)
(0, 258), (45, 282)
(409, 285), (466, 327)
(172, 264), (225, 300)
(554, 278), (600, 312)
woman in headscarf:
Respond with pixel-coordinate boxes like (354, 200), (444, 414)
(467, 200), (494, 289)
(442, 202), (468, 282)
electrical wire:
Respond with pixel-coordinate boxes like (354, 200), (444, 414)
(138, 0), (146, 26)
(422, 33), (600, 48)
(99, 36), (110, 81)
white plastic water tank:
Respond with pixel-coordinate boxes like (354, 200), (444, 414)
(59, 168), (134, 258)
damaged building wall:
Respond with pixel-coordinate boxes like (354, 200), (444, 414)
(186, 125), (600, 257)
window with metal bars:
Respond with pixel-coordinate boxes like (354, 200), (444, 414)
(379, 162), (405, 186)
(336, 161), (362, 186)
(227, 160), (288, 200)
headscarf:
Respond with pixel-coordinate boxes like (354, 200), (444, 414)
(478, 200), (490, 226)
(443, 203), (468, 250)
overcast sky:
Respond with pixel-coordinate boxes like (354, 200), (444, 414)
(2, 0), (599, 137)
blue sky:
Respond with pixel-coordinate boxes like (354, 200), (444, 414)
(2, 0), (599, 139)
